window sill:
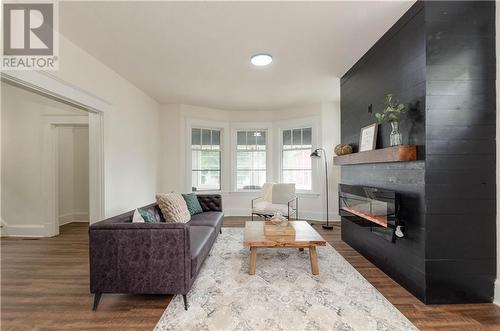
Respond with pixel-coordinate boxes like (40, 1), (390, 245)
(297, 192), (320, 197)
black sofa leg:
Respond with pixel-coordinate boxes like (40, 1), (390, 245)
(219, 228), (222, 234)
(92, 293), (102, 311)
(182, 294), (188, 310)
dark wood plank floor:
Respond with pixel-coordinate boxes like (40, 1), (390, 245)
(2, 218), (500, 330)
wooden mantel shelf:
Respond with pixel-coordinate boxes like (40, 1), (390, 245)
(333, 145), (417, 165)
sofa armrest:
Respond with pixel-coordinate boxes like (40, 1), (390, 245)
(89, 222), (191, 295)
(197, 194), (222, 212)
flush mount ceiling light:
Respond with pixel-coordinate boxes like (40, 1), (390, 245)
(251, 54), (273, 66)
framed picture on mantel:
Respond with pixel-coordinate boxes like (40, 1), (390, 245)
(359, 123), (378, 152)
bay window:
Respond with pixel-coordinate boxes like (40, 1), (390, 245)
(191, 128), (221, 191)
(236, 130), (266, 191)
(281, 127), (312, 190)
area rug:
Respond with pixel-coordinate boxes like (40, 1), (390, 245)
(154, 228), (417, 331)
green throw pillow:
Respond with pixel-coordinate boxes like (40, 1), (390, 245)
(182, 193), (203, 216)
(138, 208), (158, 223)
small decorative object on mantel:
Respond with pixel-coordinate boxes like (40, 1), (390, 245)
(374, 94), (407, 146)
(334, 144), (353, 156)
(359, 123), (378, 152)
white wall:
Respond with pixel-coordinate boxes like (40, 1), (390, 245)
(73, 127), (89, 218)
(2, 32), (161, 235)
(51, 35), (160, 218)
(58, 126), (89, 225)
(1, 83), (89, 236)
(159, 96), (341, 221)
(36, 34), (160, 219)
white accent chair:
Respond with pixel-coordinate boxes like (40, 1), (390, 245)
(251, 183), (298, 221)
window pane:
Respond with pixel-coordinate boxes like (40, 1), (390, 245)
(252, 151), (266, 169)
(192, 128), (201, 147)
(236, 151), (252, 169)
(237, 131), (247, 147)
(192, 170), (220, 191)
(192, 150), (220, 170)
(302, 128), (312, 146)
(256, 131), (266, 147)
(212, 130), (220, 146)
(282, 170), (312, 190)
(201, 129), (211, 147)
(246, 131), (257, 147)
(283, 149), (311, 170)
(283, 130), (291, 147)
(292, 129), (302, 146)
(237, 151), (266, 170)
(237, 170), (266, 190)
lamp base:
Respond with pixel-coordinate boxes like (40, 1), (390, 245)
(322, 224), (334, 230)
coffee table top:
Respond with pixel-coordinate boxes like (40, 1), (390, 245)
(243, 221), (327, 248)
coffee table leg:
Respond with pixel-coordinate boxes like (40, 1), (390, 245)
(309, 246), (319, 275)
(249, 247), (257, 275)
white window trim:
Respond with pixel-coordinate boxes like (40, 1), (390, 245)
(230, 122), (273, 192)
(185, 118), (230, 193)
(275, 116), (321, 194)
(184, 117), (320, 196)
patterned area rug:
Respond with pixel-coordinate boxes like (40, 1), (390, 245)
(154, 228), (417, 331)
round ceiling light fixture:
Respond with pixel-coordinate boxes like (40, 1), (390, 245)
(251, 53), (273, 66)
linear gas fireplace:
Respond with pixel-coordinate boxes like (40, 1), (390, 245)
(339, 184), (403, 242)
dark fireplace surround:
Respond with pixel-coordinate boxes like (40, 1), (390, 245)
(339, 1), (496, 304)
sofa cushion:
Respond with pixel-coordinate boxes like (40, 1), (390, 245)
(190, 226), (216, 277)
(188, 212), (223, 232)
(182, 193), (203, 215)
(132, 209), (145, 223)
(139, 208), (160, 223)
(156, 193), (191, 223)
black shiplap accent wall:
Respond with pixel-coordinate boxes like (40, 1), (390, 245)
(340, 1), (496, 303)
(424, 1), (496, 303)
(341, 2), (428, 301)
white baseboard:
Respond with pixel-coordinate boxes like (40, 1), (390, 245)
(494, 280), (500, 306)
(0, 219), (53, 237)
(2, 212), (88, 237)
(59, 212), (89, 226)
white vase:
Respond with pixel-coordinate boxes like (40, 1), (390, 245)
(390, 121), (402, 146)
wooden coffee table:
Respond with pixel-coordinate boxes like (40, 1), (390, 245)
(243, 221), (327, 275)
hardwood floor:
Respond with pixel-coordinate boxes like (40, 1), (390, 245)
(2, 218), (500, 330)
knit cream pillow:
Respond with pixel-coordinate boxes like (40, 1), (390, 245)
(156, 193), (191, 223)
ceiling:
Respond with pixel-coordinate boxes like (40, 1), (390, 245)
(59, 1), (414, 111)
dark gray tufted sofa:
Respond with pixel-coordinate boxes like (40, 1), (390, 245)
(89, 194), (223, 311)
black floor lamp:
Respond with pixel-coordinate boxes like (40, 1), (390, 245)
(310, 148), (333, 230)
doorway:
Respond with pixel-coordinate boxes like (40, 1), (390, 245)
(1, 78), (104, 237)
(57, 125), (90, 228)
